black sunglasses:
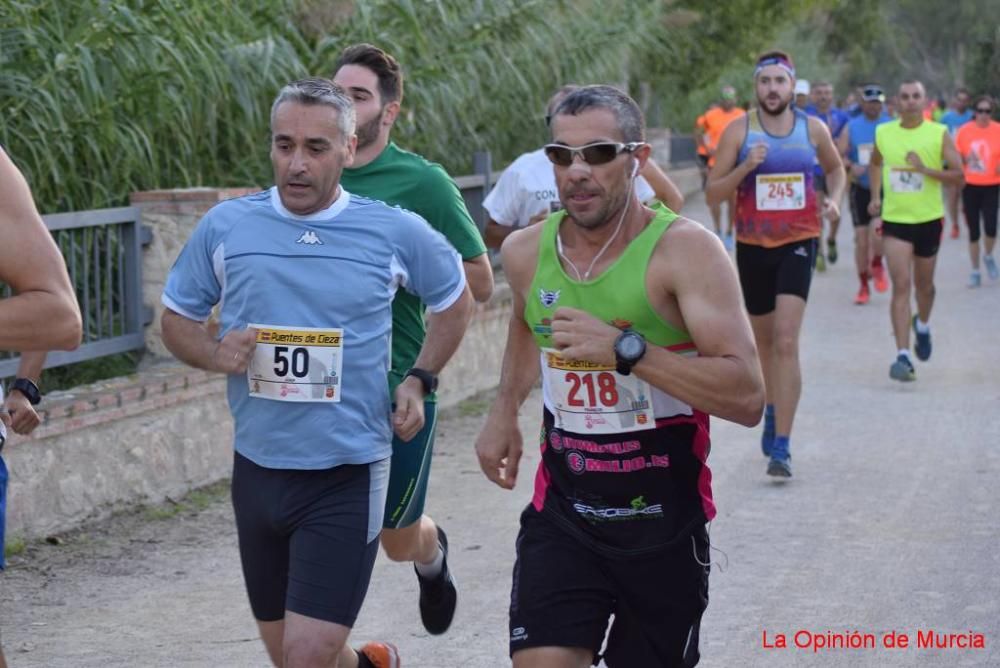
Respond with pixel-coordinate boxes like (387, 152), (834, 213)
(975, 107), (993, 114)
(544, 142), (642, 167)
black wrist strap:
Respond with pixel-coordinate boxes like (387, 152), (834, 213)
(404, 368), (437, 395)
(12, 377), (41, 405)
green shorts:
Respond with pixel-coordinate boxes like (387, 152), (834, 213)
(384, 401), (437, 529)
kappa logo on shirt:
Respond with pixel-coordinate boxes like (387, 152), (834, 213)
(296, 230), (323, 245)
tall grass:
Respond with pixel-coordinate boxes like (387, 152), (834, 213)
(0, 0), (308, 212)
(1, 0), (663, 213)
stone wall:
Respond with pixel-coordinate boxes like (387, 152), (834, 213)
(132, 187), (259, 358)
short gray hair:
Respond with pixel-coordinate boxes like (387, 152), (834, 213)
(270, 78), (356, 139)
(550, 85), (645, 142)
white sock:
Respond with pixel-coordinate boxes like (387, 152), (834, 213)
(898, 349), (912, 361)
(914, 318), (930, 333)
(415, 542), (444, 578)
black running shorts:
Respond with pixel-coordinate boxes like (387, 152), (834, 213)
(881, 219), (943, 258)
(850, 184), (873, 227)
(509, 507), (709, 667)
(736, 238), (818, 315)
(962, 184), (999, 243)
(231, 452), (389, 626)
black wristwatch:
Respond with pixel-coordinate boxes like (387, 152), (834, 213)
(11, 377), (42, 405)
(404, 368), (438, 395)
(614, 330), (647, 376)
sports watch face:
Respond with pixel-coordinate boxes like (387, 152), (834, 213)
(617, 332), (645, 360)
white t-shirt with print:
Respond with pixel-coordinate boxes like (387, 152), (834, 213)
(482, 148), (656, 228)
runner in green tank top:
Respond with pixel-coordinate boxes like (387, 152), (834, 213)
(868, 80), (964, 382)
(476, 85), (764, 668)
(332, 44), (492, 665)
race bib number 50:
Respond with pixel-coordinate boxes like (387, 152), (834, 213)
(247, 324), (343, 402)
(756, 172), (806, 211)
(543, 349), (655, 434)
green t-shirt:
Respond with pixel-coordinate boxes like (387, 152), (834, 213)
(340, 142), (487, 400)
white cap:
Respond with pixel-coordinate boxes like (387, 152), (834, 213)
(794, 79), (810, 95)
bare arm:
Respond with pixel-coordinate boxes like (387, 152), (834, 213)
(475, 227), (543, 489)
(161, 309), (256, 374)
(462, 253), (494, 302)
(836, 126), (851, 159)
(393, 285), (475, 441)
(485, 213), (547, 250)
(483, 218), (513, 250)
(706, 119), (758, 207)
(640, 158), (685, 212)
(812, 117), (846, 215)
(409, 286), (475, 375)
(550, 222), (764, 426)
(0, 149), (82, 351)
(930, 132), (965, 185)
(3, 351), (47, 435)
(867, 145), (884, 215)
(639, 224), (764, 425)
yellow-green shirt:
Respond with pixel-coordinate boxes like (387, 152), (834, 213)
(875, 120), (946, 224)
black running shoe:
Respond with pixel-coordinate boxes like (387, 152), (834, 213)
(416, 526), (457, 635)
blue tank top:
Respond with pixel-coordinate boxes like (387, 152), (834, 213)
(735, 109), (820, 247)
(846, 113), (891, 189)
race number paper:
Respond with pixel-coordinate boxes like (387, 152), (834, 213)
(247, 324), (343, 402)
(857, 143), (873, 166)
(889, 168), (924, 193)
(756, 173), (806, 210)
(542, 349), (655, 434)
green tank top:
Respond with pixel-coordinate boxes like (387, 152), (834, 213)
(876, 120), (946, 223)
(525, 204), (692, 350)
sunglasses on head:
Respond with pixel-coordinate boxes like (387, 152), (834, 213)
(544, 142), (642, 167)
(975, 107), (993, 114)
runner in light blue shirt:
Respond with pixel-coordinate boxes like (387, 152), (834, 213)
(160, 78), (473, 665)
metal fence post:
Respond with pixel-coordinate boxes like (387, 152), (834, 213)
(471, 150), (492, 234)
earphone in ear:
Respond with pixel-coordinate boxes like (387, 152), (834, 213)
(631, 160), (640, 178)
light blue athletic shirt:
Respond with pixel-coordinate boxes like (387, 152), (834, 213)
(162, 187), (466, 470)
(846, 113), (892, 189)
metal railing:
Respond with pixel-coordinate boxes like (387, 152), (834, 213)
(0, 207), (152, 377)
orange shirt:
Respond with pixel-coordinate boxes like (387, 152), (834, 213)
(701, 107), (746, 165)
(695, 114), (709, 156)
(955, 120), (1000, 186)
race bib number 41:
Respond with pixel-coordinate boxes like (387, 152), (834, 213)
(756, 173), (806, 211)
(889, 168), (924, 193)
(543, 349), (655, 434)
(247, 324), (343, 402)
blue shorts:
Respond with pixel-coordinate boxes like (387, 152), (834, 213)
(1, 454), (8, 571)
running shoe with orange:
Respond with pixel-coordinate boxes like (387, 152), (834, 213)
(871, 261), (888, 293)
(357, 641), (401, 668)
(854, 283), (870, 305)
